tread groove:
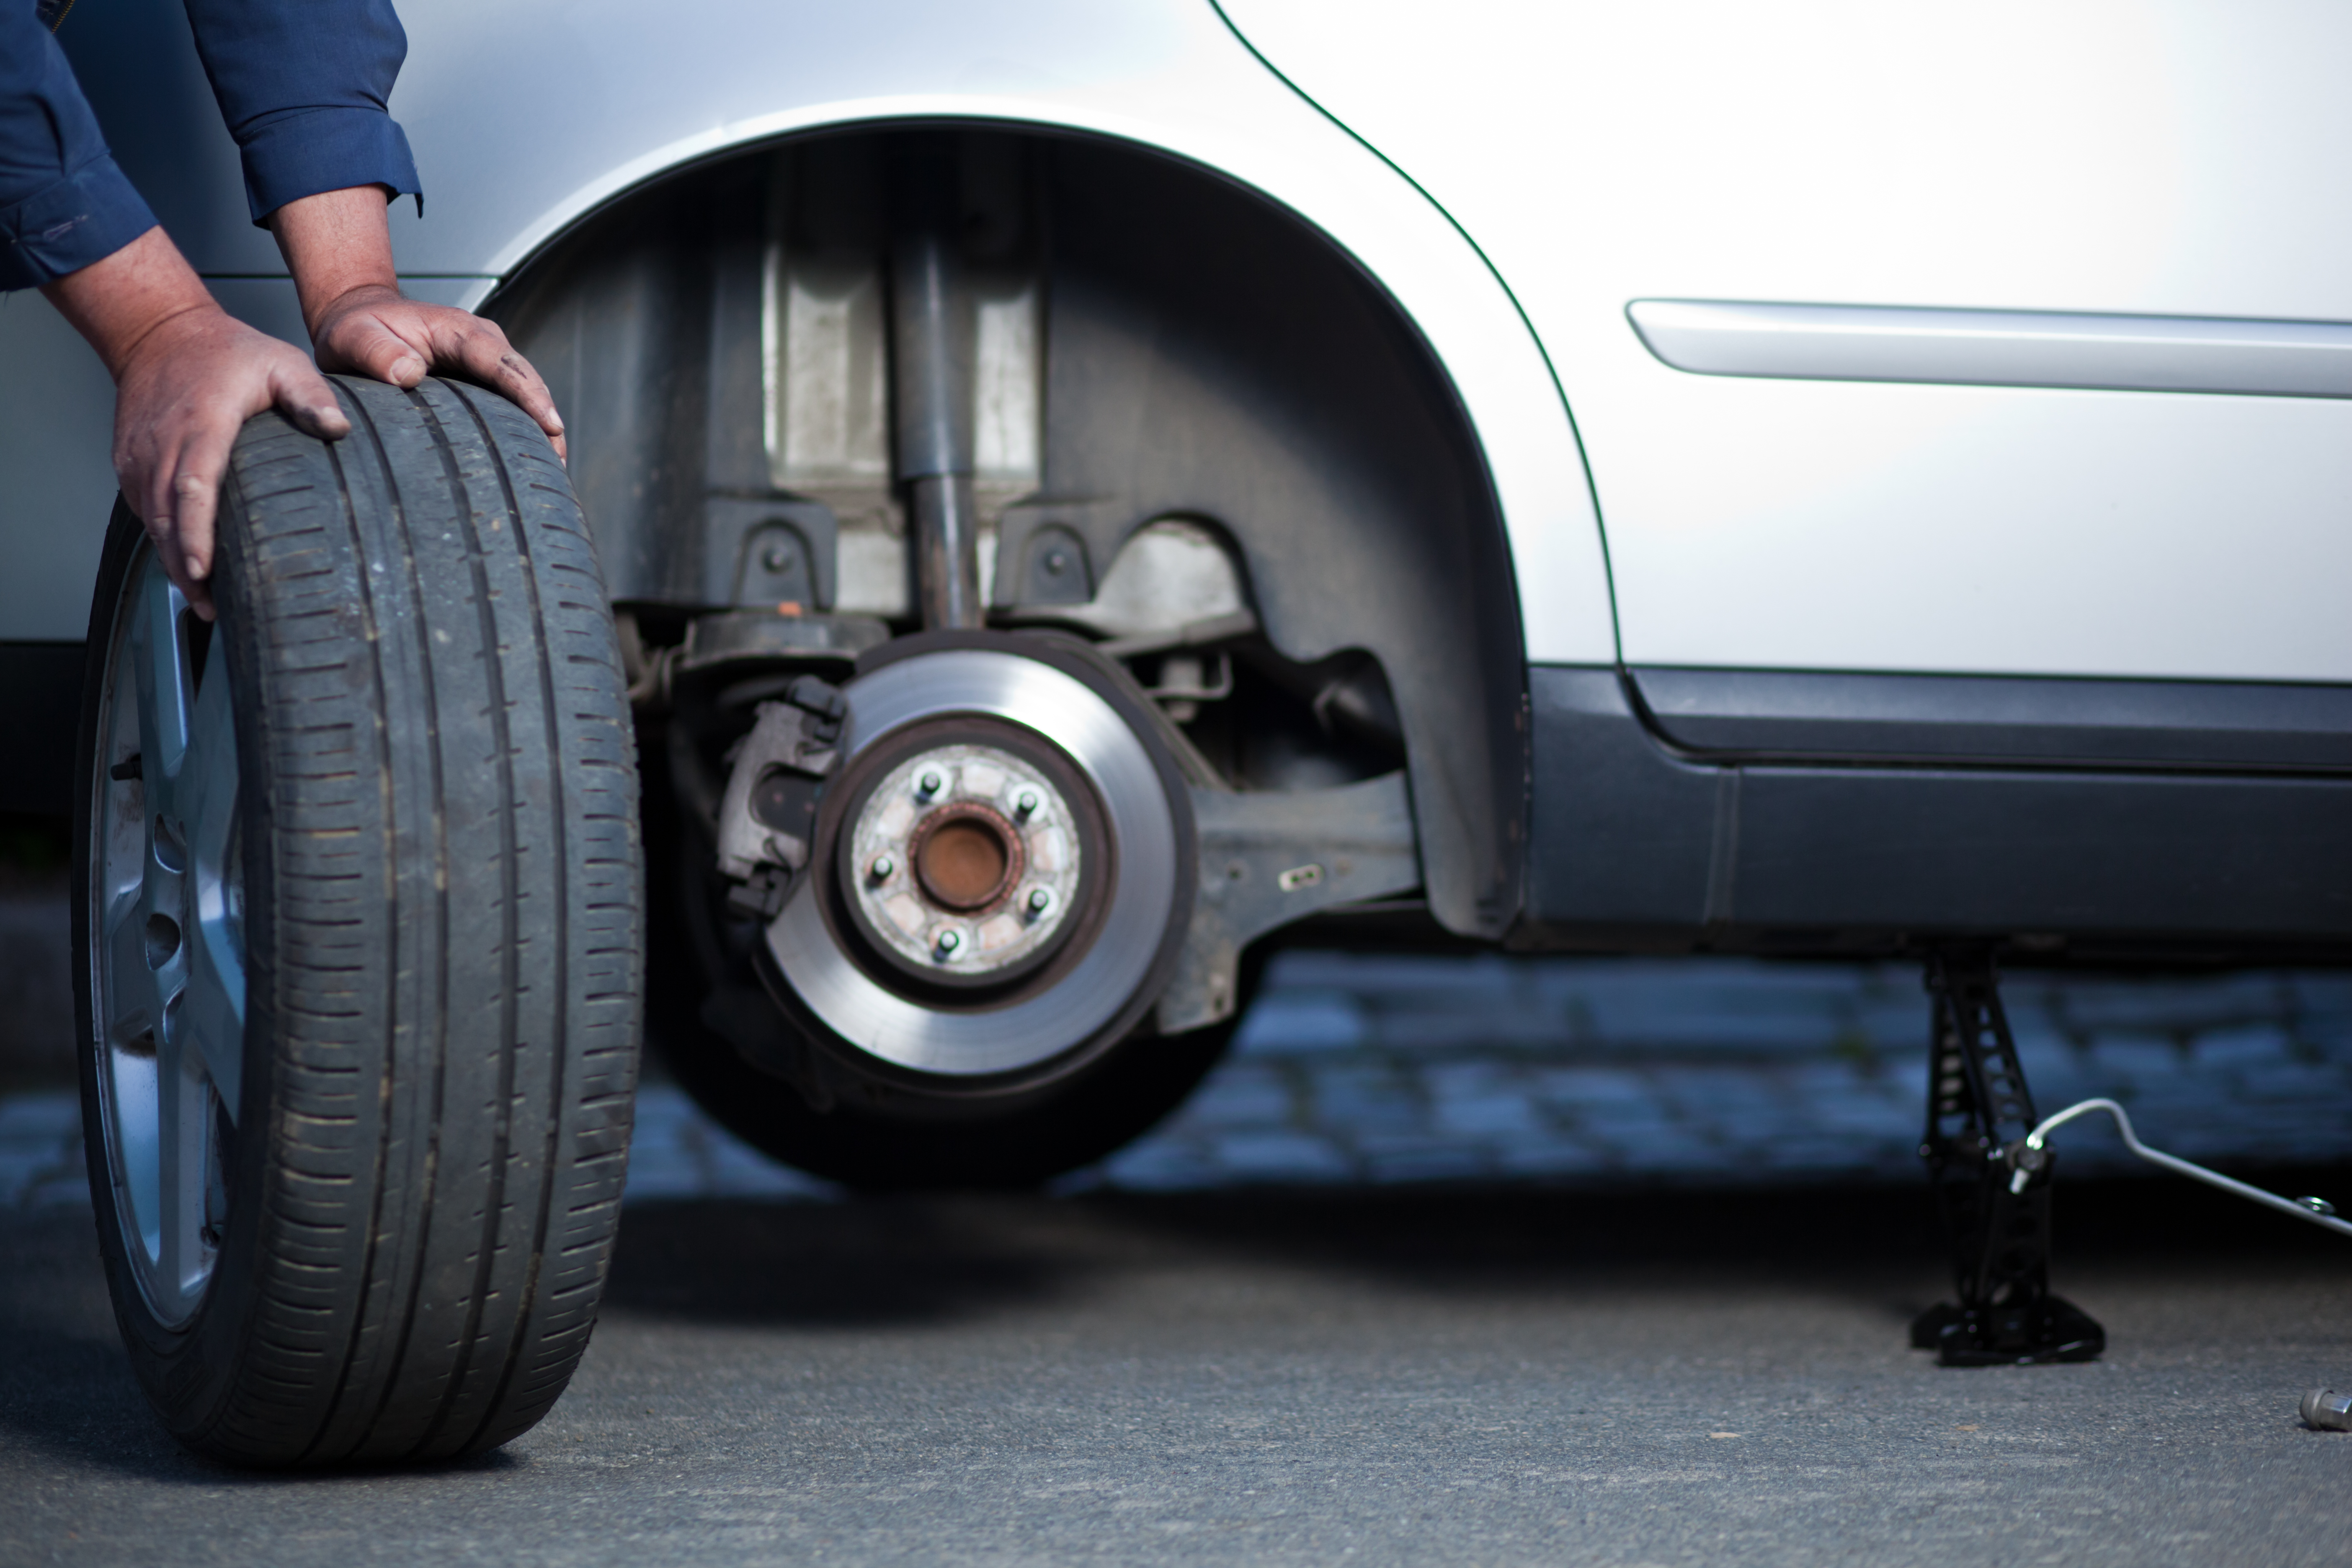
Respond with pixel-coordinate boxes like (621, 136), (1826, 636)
(451, 386), (575, 1456)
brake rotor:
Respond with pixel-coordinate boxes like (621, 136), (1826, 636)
(758, 636), (1195, 1084)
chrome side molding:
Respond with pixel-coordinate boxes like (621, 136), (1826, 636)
(1627, 299), (2352, 399)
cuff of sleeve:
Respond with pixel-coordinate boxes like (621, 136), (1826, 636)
(239, 106), (422, 226)
(0, 153), (159, 292)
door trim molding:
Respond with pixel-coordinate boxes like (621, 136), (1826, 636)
(1628, 299), (2352, 400)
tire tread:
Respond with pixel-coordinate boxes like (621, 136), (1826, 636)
(147, 374), (642, 1466)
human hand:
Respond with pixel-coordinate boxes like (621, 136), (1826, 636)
(44, 226), (350, 621)
(309, 284), (565, 459)
(272, 186), (565, 459)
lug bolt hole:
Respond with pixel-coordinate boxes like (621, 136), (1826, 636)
(143, 913), (182, 970)
(152, 816), (188, 874)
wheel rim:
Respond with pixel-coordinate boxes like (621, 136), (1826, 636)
(88, 545), (245, 1328)
(766, 648), (1181, 1078)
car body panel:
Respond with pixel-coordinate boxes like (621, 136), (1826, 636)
(0, 300), (117, 642)
(9, 0), (1619, 665)
(1219, 0), (2352, 683)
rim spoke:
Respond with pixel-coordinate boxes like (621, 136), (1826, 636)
(181, 651), (245, 1118)
(129, 558), (193, 811)
(103, 887), (162, 1047)
(154, 1024), (210, 1315)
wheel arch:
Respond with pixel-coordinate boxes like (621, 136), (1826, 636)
(480, 109), (1579, 939)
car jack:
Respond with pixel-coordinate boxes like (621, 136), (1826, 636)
(1910, 950), (2105, 1367)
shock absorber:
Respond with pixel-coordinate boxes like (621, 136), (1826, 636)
(889, 139), (983, 629)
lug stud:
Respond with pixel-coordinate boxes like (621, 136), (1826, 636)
(1015, 789), (1039, 819)
(918, 770), (944, 798)
(869, 853), (895, 882)
(934, 929), (964, 959)
(1025, 887), (1054, 919)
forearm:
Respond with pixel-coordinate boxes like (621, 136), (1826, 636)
(269, 184), (402, 340)
(39, 226), (219, 379)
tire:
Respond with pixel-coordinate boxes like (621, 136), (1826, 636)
(71, 376), (644, 1467)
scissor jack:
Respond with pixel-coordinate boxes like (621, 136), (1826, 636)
(1909, 950), (2106, 1366)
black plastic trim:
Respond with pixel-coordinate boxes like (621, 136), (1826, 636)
(1630, 665), (2352, 773)
(1525, 665), (2352, 951)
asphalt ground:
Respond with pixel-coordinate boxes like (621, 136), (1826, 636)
(7, 1171), (2352, 1566)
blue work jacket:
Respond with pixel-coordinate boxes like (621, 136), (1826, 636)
(0, 0), (420, 291)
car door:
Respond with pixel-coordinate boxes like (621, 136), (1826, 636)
(1218, 0), (2352, 684)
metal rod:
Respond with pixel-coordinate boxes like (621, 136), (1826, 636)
(888, 144), (981, 629)
(907, 474), (981, 630)
(2024, 1097), (2352, 1238)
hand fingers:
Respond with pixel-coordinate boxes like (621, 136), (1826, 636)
(435, 317), (567, 451)
(154, 426), (235, 619)
(269, 356), (352, 441)
(329, 310), (429, 388)
(133, 471), (218, 622)
(178, 572), (216, 622)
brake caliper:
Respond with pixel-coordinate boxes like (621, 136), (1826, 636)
(715, 675), (847, 920)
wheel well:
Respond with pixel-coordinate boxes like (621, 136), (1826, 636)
(487, 124), (1528, 939)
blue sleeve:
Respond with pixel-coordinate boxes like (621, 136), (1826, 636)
(0, 0), (158, 290)
(181, 0), (423, 225)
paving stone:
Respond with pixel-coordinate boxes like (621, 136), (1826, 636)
(622, 1085), (839, 1204)
(2086, 1037), (2191, 1083)
(1305, 1066), (1422, 1133)
(1230, 989), (1367, 1056)
(0, 1088), (78, 1144)
(1207, 1130), (1352, 1182)
(0, 1088), (84, 1210)
(1429, 1091), (1545, 1138)
(0, 881), (73, 1090)
(1362, 1143), (1494, 1184)
(1168, 1065), (1293, 1127)
(1091, 1140), (1224, 1191)
(2192, 1024), (2295, 1068)
(1650, 1065), (1791, 1114)
(8, 951), (2352, 1211)
(2237, 1062), (2352, 1102)
(1528, 1067), (1656, 1106)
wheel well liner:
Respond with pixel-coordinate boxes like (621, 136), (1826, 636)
(489, 125), (1530, 938)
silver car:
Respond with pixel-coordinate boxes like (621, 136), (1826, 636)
(10, 0), (2347, 1463)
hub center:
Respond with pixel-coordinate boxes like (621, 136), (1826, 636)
(912, 804), (1022, 911)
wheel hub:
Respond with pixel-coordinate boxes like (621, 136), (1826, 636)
(845, 742), (1081, 976)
